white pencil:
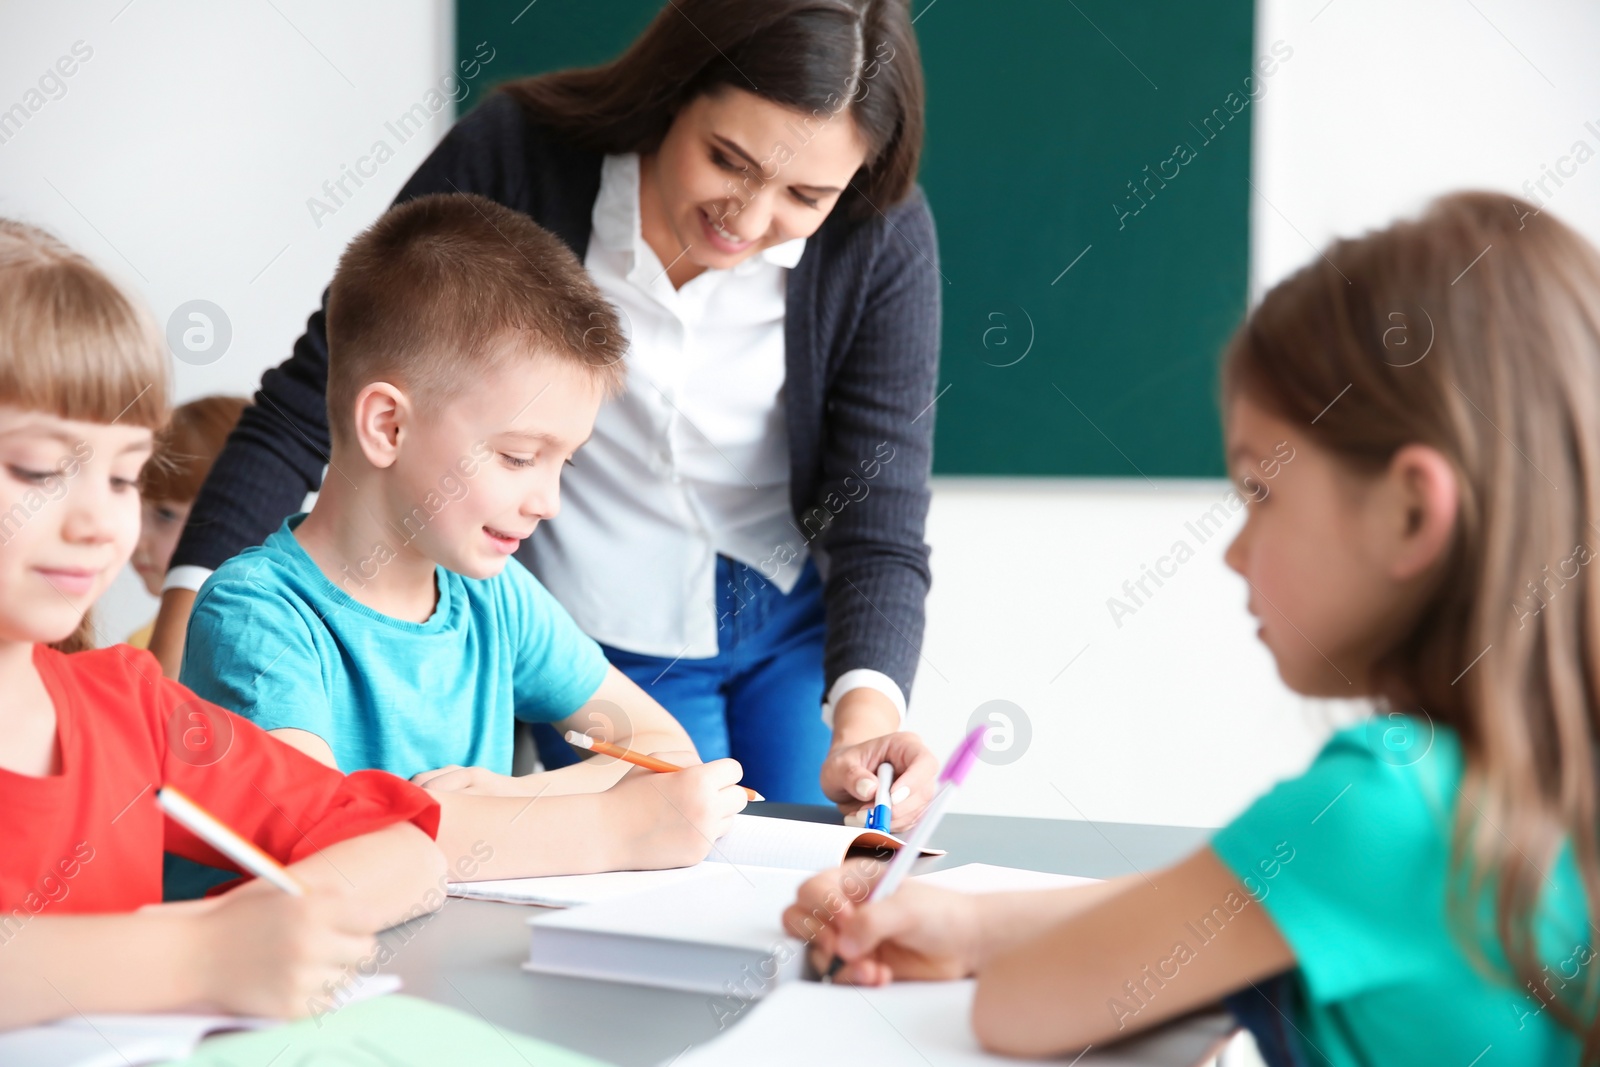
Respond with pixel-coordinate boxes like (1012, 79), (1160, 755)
(157, 786), (304, 896)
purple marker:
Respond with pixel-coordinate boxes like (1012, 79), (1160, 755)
(823, 724), (990, 980)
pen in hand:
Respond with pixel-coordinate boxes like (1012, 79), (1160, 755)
(866, 762), (893, 833)
(158, 786), (304, 896)
(823, 724), (989, 981)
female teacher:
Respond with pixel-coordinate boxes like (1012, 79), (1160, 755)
(150, 0), (943, 820)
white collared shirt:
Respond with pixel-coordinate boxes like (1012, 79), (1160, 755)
(523, 151), (807, 655)
(524, 153), (906, 723)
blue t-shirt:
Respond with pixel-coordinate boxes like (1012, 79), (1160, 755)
(180, 514), (610, 780)
(1211, 716), (1585, 1065)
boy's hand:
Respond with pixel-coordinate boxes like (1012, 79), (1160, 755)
(783, 859), (981, 985)
(411, 765), (524, 796)
(193, 876), (380, 1018)
(819, 731), (939, 829)
(607, 758), (748, 868)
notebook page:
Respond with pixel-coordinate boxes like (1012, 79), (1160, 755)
(449, 864), (719, 907)
(668, 979), (1234, 1066)
(0, 974), (400, 1067)
(0, 1014), (272, 1067)
(451, 816), (938, 909)
(171, 994), (610, 1067)
(527, 864), (809, 952)
(707, 814), (920, 870)
(912, 863), (1101, 894)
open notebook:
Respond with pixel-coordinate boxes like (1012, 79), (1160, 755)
(0, 1012), (277, 1067)
(3, 994), (607, 1067)
(516, 816), (944, 996)
(0, 975), (399, 1067)
(452, 813), (941, 907)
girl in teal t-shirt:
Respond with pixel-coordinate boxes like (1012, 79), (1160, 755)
(785, 191), (1600, 1065)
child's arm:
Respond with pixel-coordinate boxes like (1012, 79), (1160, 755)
(787, 846), (1295, 1056)
(267, 726), (339, 768)
(147, 587), (196, 678)
(971, 846), (1293, 1055)
(414, 666), (701, 797)
(0, 825), (442, 1031)
(156, 675), (448, 929)
(0, 894), (352, 1029)
(286, 820), (444, 929)
(430, 757), (750, 879)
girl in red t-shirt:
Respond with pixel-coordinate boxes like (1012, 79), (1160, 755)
(0, 219), (447, 1030)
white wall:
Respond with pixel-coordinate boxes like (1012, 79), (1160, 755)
(921, 479), (1348, 828)
(3, 1), (1597, 830)
(1251, 0), (1600, 295)
(928, 0), (1600, 829)
(0, 0), (455, 643)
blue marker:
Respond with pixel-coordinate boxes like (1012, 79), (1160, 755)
(865, 762), (894, 832)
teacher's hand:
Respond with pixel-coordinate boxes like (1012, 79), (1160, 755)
(820, 692), (938, 829)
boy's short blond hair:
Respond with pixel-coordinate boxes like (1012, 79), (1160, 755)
(325, 193), (627, 445)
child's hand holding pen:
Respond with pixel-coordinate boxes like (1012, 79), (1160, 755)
(782, 857), (982, 985)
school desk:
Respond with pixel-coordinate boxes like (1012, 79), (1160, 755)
(365, 806), (1233, 1066)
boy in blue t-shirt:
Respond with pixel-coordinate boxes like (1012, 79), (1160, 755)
(182, 193), (750, 880)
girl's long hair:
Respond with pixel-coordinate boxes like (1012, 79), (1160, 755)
(499, 0), (925, 220)
(1225, 192), (1600, 1055)
(0, 219), (170, 653)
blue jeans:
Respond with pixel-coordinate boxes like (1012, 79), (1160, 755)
(533, 555), (833, 804)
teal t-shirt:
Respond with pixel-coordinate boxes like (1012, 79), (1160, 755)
(180, 514), (610, 780)
(1212, 715), (1586, 1065)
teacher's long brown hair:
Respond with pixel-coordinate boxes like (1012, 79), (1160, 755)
(499, 0), (924, 220)
(1226, 192), (1600, 1058)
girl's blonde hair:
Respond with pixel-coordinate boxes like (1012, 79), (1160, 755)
(0, 219), (170, 653)
(1225, 192), (1600, 1056)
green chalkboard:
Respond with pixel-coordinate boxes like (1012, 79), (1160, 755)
(457, 1), (1257, 476)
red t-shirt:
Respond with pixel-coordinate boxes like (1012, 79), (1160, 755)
(0, 645), (440, 916)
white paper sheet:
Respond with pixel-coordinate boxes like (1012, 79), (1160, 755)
(449, 864), (720, 907)
(667, 978), (1234, 1067)
(913, 862), (1102, 894)
(451, 814), (938, 907)
(0, 975), (400, 1067)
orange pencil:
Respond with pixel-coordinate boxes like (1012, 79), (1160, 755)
(564, 730), (765, 802)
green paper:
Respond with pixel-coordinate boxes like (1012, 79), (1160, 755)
(161, 995), (614, 1067)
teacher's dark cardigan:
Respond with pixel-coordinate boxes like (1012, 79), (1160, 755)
(173, 92), (942, 702)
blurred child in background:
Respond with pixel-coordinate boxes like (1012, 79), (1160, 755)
(127, 394), (248, 648)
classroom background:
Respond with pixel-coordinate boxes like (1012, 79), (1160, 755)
(2, 0), (1596, 832)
